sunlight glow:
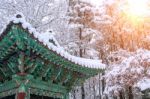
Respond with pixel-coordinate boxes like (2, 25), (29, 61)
(127, 0), (149, 17)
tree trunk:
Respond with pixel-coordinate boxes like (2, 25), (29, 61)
(73, 90), (76, 99)
(129, 86), (133, 99)
(79, 27), (85, 99)
(99, 74), (102, 99)
(81, 85), (85, 99)
(93, 80), (96, 99)
(119, 90), (125, 99)
(79, 28), (83, 57)
(102, 73), (105, 93)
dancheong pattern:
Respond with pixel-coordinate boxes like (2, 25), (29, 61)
(0, 14), (104, 99)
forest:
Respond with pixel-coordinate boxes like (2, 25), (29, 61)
(0, 0), (150, 99)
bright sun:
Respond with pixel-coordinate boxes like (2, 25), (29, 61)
(127, 0), (149, 17)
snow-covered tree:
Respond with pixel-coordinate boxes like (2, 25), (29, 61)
(0, 0), (69, 34)
(67, 1), (105, 99)
(104, 49), (150, 98)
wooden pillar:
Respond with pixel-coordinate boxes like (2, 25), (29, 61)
(16, 92), (26, 99)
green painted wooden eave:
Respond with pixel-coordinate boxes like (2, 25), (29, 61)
(0, 23), (104, 98)
(0, 22), (105, 98)
(0, 23), (103, 77)
(0, 74), (68, 98)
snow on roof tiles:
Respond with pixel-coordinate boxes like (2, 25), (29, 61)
(2, 13), (106, 69)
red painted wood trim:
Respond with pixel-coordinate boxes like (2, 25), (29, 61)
(17, 92), (26, 99)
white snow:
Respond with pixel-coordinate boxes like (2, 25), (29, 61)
(103, 85), (122, 95)
(104, 49), (150, 94)
(136, 77), (150, 91)
(3, 13), (106, 69)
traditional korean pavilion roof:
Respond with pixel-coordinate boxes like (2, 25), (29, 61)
(0, 14), (105, 99)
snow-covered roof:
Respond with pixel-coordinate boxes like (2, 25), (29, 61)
(0, 13), (105, 69)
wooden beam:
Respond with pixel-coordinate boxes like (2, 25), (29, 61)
(43, 68), (50, 77)
(0, 80), (17, 93)
(7, 61), (16, 73)
(63, 70), (73, 84)
(39, 63), (52, 78)
(30, 88), (64, 98)
(0, 67), (6, 79)
(28, 79), (68, 94)
(11, 74), (67, 98)
(55, 67), (62, 82)
(0, 89), (16, 98)
(0, 35), (16, 62)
